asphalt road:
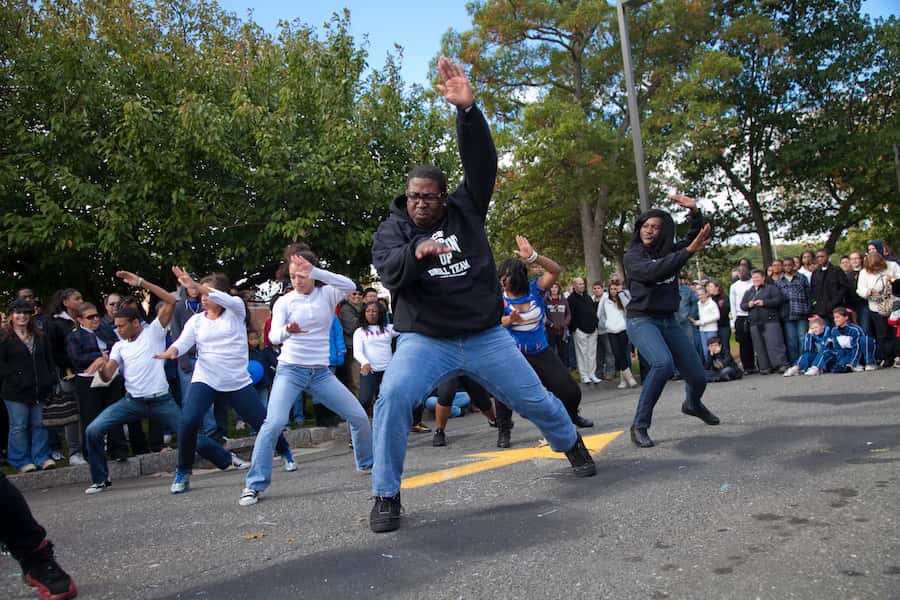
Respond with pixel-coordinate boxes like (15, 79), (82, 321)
(3, 369), (900, 600)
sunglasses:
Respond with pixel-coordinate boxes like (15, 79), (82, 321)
(82, 314), (101, 320)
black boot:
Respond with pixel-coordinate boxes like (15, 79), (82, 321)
(564, 434), (597, 477)
(571, 413), (593, 428)
(432, 429), (447, 447)
(681, 401), (720, 425)
(19, 539), (78, 600)
(630, 426), (654, 448)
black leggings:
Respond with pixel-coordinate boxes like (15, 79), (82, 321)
(495, 347), (582, 423)
(0, 473), (46, 559)
(871, 313), (897, 362)
(436, 376), (493, 411)
(607, 331), (631, 371)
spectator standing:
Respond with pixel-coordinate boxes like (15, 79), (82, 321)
(798, 250), (817, 284)
(741, 269), (789, 374)
(856, 251), (900, 367)
(544, 282), (570, 366)
(693, 284), (721, 350)
(591, 282), (615, 381)
(839, 255), (852, 273)
(597, 280), (637, 388)
(810, 249), (851, 323)
(677, 274), (700, 359)
(868, 240), (899, 264)
(729, 265), (756, 372)
(0, 300), (56, 473)
(706, 280), (731, 354)
(568, 277), (602, 384)
(847, 251), (871, 335)
(45, 289), (85, 464)
(336, 287), (364, 396)
(776, 257), (812, 364)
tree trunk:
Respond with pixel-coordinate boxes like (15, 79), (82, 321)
(745, 192), (774, 268)
(579, 198), (604, 285)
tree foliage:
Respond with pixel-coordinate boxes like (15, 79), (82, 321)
(0, 0), (456, 302)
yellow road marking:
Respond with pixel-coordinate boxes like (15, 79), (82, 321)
(401, 430), (623, 489)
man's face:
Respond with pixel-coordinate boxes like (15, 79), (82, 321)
(405, 177), (446, 229)
(849, 252), (863, 270)
(16, 289), (35, 302)
(782, 259), (794, 274)
(708, 342), (721, 356)
(114, 316), (141, 341)
(751, 272), (765, 287)
(592, 284), (603, 298)
(815, 251), (829, 268)
(738, 265), (750, 280)
(840, 257), (851, 272)
(573, 279), (585, 294)
(770, 261), (783, 276)
(802, 251), (815, 267)
(347, 290), (363, 305)
(364, 291), (378, 304)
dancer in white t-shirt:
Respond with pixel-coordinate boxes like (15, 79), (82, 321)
(155, 268), (292, 495)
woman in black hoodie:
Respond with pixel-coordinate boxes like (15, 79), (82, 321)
(623, 194), (719, 448)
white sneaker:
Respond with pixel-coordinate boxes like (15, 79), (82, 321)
(85, 481), (111, 495)
(617, 378), (628, 389)
(170, 472), (190, 494)
(282, 451), (298, 472)
(580, 377), (591, 384)
(50, 451), (64, 462)
(864, 364), (877, 371)
(239, 488), (259, 506)
(894, 357), (900, 369)
(851, 365), (864, 373)
(589, 375), (603, 384)
(68, 452), (87, 466)
(230, 452), (250, 470)
(163, 434), (173, 444)
(804, 366), (820, 376)
(783, 365), (801, 377)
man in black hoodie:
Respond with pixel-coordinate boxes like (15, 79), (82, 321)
(623, 195), (719, 448)
(368, 57), (596, 533)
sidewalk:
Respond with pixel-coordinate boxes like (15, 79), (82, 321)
(7, 425), (348, 492)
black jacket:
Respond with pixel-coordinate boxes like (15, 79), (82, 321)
(810, 264), (850, 318)
(0, 333), (56, 404)
(66, 324), (117, 373)
(371, 106), (499, 337)
(704, 348), (740, 372)
(567, 292), (598, 334)
(47, 314), (78, 374)
(624, 209), (703, 318)
(740, 283), (784, 325)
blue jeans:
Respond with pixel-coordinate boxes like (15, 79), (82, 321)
(371, 326), (577, 497)
(782, 319), (808, 364)
(4, 401), (51, 469)
(178, 367), (217, 437)
(246, 365), (373, 491)
(85, 393), (181, 484)
(699, 331), (718, 353)
(178, 383), (290, 475)
(626, 316), (707, 430)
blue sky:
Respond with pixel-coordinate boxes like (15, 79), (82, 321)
(216, 0), (898, 87)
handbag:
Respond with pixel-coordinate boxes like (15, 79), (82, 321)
(868, 274), (895, 316)
(42, 378), (80, 427)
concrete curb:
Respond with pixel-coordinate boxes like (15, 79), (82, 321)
(8, 426), (348, 492)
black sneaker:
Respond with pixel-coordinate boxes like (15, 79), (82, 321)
(432, 429), (447, 447)
(571, 414), (594, 428)
(497, 428), (511, 448)
(681, 401), (720, 425)
(370, 494), (402, 533)
(21, 540), (78, 600)
(564, 433), (597, 477)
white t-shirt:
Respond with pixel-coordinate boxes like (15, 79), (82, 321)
(353, 325), (399, 372)
(269, 267), (356, 368)
(109, 319), (170, 398)
(171, 288), (251, 392)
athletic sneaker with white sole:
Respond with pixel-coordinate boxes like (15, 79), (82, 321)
(783, 365), (801, 377)
(170, 472), (190, 494)
(804, 366), (820, 376)
(85, 480), (111, 495)
(230, 452), (250, 469)
(282, 451), (297, 472)
(239, 488), (259, 506)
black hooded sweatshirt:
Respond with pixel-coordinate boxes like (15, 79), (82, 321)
(623, 208), (703, 318)
(371, 106), (501, 337)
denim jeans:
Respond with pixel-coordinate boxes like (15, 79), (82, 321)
(626, 316), (707, 430)
(371, 326), (577, 497)
(245, 365), (373, 492)
(4, 401), (51, 469)
(178, 367), (217, 437)
(358, 371), (384, 413)
(699, 331), (718, 354)
(178, 383), (290, 475)
(85, 393), (181, 484)
(782, 319), (809, 364)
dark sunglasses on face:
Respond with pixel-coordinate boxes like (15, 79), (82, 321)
(83, 314), (101, 320)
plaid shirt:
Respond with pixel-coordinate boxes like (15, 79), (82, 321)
(776, 274), (811, 320)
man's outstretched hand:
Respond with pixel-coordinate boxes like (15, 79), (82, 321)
(415, 239), (453, 260)
(436, 56), (475, 110)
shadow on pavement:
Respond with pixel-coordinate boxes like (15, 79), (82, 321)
(771, 391), (897, 405)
